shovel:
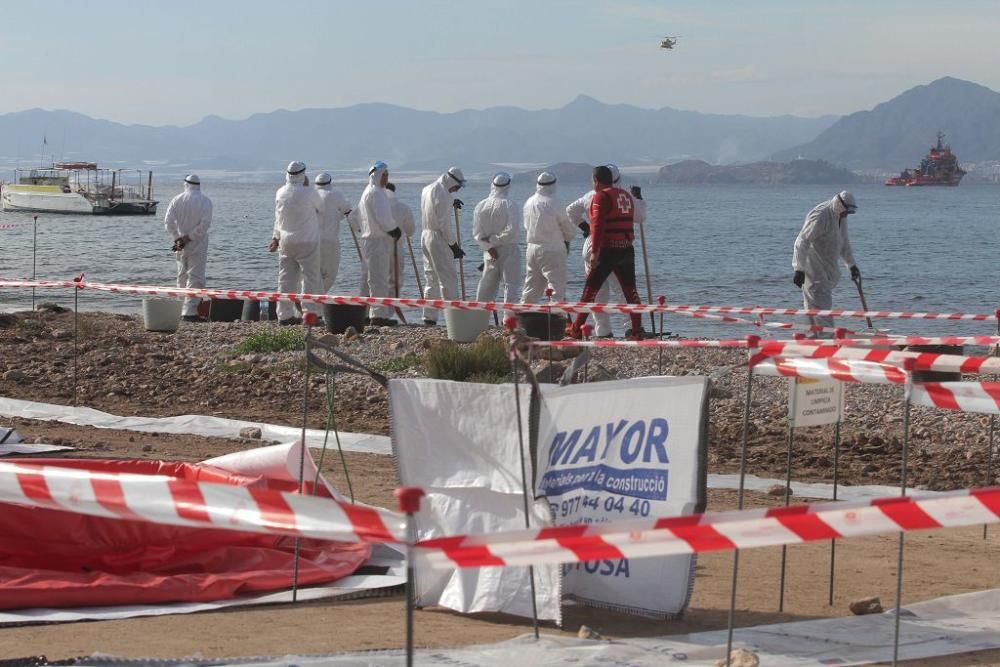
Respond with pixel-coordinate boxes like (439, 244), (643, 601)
(852, 273), (875, 331)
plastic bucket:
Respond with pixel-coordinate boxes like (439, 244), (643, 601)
(241, 300), (278, 321)
(445, 308), (490, 343)
(324, 303), (367, 334)
(142, 298), (182, 333)
(517, 312), (567, 340)
(208, 298), (244, 322)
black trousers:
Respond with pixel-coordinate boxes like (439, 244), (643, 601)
(572, 246), (642, 332)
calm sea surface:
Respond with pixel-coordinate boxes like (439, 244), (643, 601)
(1, 179), (997, 338)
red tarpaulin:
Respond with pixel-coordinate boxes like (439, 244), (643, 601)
(0, 458), (371, 609)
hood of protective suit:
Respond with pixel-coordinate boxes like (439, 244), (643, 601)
(369, 163), (388, 188)
(183, 181), (201, 193)
(490, 172), (511, 198)
(286, 171), (307, 186)
(831, 190), (857, 216)
(535, 172), (557, 197)
(316, 182), (331, 191)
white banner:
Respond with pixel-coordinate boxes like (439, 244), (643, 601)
(388, 379), (561, 623)
(788, 376), (843, 428)
(535, 376), (709, 618)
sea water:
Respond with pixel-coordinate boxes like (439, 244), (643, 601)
(0, 180), (996, 338)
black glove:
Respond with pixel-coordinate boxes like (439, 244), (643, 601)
(564, 241), (571, 252)
(793, 270), (805, 288)
(630, 186), (643, 200)
(578, 222), (590, 238)
(850, 265), (861, 281)
(477, 263), (485, 273)
(388, 227), (402, 240)
(450, 243), (466, 259)
(452, 199), (464, 210)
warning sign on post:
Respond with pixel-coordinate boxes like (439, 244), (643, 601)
(788, 377), (843, 428)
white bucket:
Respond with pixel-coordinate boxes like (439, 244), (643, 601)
(444, 308), (490, 343)
(142, 297), (183, 333)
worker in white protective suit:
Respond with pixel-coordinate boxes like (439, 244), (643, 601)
(792, 191), (861, 332)
(164, 174), (212, 321)
(420, 167), (466, 325)
(314, 172), (353, 293)
(521, 172), (577, 304)
(385, 182), (416, 297)
(269, 161), (324, 325)
(566, 164), (648, 337)
(357, 161), (402, 326)
(473, 172), (521, 319)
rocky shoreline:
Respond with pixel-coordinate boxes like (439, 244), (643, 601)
(1, 306), (994, 491)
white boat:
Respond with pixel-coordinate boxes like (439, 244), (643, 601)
(1, 163), (157, 215)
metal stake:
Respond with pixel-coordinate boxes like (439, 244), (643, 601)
(725, 337), (759, 666)
(892, 379), (913, 667)
(291, 319), (312, 602)
(986, 415), (996, 540)
(395, 487), (425, 667)
(778, 419), (795, 612)
(828, 417), (841, 606)
(73, 286), (79, 407)
(31, 215), (37, 311)
(511, 353), (541, 639)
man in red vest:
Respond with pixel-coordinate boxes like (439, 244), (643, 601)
(566, 165), (645, 340)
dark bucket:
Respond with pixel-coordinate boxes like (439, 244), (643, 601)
(208, 299), (244, 322)
(517, 312), (567, 340)
(241, 300), (278, 321)
(324, 303), (367, 334)
(907, 344), (963, 382)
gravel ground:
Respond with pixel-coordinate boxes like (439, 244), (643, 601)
(1, 305), (996, 491)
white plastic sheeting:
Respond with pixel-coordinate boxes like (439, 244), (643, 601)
(0, 396), (391, 454)
(389, 379), (562, 623)
(137, 588), (1000, 666)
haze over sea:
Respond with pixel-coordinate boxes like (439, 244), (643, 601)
(1, 179), (996, 339)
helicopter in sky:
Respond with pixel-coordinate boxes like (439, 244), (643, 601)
(659, 36), (679, 50)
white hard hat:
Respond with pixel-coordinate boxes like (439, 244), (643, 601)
(607, 163), (621, 184)
(446, 167), (466, 186)
(315, 172), (332, 185)
(537, 172), (557, 186)
(286, 161), (306, 175)
(183, 174), (200, 185)
(838, 190), (858, 214)
(492, 172), (512, 187)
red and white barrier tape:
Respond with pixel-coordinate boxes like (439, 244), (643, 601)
(752, 342), (1000, 375)
(754, 357), (908, 384)
(2, 277), (996, 321)
(530, 335), (1000, 351)
(910, 382), (1000, 415)
(0, 460), (404, 543)
(5, 461), (1000, 570)
(417, 487), (1000, 569)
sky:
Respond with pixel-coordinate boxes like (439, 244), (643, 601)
(3, 0), (1000, 126)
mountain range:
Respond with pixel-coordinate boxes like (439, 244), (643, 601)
(1, 76), (997, 175)
(0, 98), (835, 174)
(773, 77), (1000, 170)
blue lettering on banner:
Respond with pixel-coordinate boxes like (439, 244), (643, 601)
(539, 464), (668, 500)
(547, 418), (670, 467)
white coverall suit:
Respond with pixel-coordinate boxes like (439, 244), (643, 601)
(164, 180), (212, 318)
(420, 173), (463, 322)
(521, 179), (577, 303)
(357, 165), (398, 320)
(273, 172), (324, 321)
(316, 182), (353, 293)
(792, 195), (857, 330)
(473, 181), (521, 318)
(387, 190), (416, 296)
